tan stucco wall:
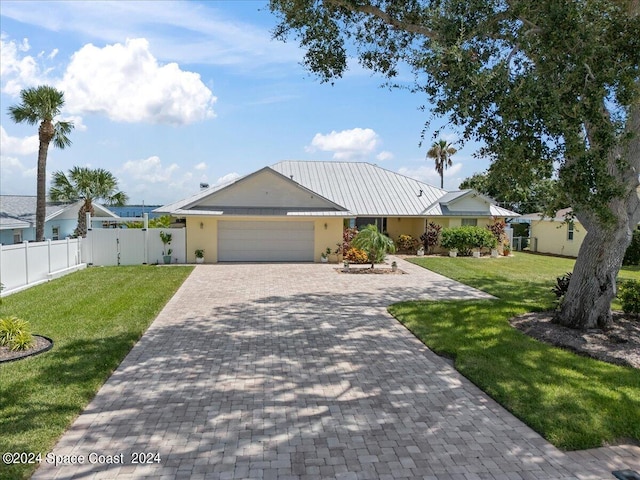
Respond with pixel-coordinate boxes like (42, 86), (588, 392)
(531, 219), (586, 257)
(386, 218), (425, 244)
(185, 216), (344, 263)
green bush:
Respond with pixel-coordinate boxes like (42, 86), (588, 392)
(0, 315), (34, 351)
(618, 280), (640, 316)
(440, 226), (498, 256)
(623, 229), (640, 266)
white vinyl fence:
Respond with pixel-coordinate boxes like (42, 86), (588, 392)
(0, 238), (85, 296)
(83, 228), (186, 266)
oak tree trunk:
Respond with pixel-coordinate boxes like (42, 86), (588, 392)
(554, 214), (633, 329)
(555, 104), (640, 330)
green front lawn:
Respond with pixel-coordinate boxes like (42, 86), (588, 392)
(389, 252), (640, 450)
(0, 266), (193, 480)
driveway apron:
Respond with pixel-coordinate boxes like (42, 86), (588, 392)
(33, 258), (639, 479)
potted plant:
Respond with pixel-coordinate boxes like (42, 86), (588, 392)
(391, 260), (398, 272)
(503, 243), (512, 256)
(343, 260), (350, 271)
(160, 231), (173, 264)
(195, 249), (205, 264)
(416, 246), (425, 256)
(449, 248), (458, 258)
(321, 247), (331, 263)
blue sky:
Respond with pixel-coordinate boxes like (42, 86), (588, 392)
(0, 0), (490, 205)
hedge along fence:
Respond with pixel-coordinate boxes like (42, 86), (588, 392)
(440, 226), (498, 256)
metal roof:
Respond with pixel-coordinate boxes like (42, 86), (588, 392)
(0, 195), (120, 230)
(271, 161), (446, 216)
(156, 161), (520, 219)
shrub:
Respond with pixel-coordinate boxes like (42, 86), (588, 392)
(440, 226), (498, 256)
(618, 280), (640, 317)
(0, 316), (34, 351)
(341, 227), (359, 255)
(420, 222), (442, 253)
(344, 247), (369, 264)
(397, 234), (420, 253)
(552, 272), (572, 301)
(623, 229), (640, 266)
(487, 219), (507, 245)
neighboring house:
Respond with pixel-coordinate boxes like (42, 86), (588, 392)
(0, 195), (119, 245)
(522, 207), (586, 257)
(156, 161), (519, 263)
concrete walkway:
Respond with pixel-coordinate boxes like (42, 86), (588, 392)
(34, 258), (639, 479)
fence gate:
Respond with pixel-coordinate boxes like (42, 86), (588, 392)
(84, 228), (186, 266)
(85, 229), (145, 266)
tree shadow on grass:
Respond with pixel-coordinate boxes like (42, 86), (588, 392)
(389, 282), (640, 451)
(28, 287), (632, 480)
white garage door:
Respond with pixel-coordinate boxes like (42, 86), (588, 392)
(218, 221), (315, 262)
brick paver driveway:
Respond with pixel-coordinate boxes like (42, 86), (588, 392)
(34, 258), (639, 479)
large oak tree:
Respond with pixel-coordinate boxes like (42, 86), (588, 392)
(270, 0), (640, 330)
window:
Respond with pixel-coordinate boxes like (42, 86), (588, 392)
(461, 218), (478, 227)
(355, 217), (387, 233)
(52, 226), (60, 241)
(567, 222), (574, 241)
(13, 230), (22, 244)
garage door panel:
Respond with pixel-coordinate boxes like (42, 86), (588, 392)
(218, 221), (314, 262)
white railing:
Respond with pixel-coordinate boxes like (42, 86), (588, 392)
(0, 238), (85, 296)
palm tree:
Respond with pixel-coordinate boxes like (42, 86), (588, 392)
(351, 224), (396, 269)
(8, 86), (74, 241)
(49, 167), (128, 236)
(427, 139), (457, 189)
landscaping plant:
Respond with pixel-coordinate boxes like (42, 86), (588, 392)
(351, 224), (396, 268)
(618, 280), (640, 317)
(440, 226), (497, 256)
(420, 221), (442, 254)
(396, 234), (420, 254)
(0, 315), (34, 351)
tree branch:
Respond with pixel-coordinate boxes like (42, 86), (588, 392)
(324, 0), (438, 39)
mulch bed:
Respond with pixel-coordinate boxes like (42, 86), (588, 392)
(511, 311), (640, 369)
(0, 335), (53, 363)
(335, 267), (405, 274)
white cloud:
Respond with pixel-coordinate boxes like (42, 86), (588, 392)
(118, 155), (211, 204)
(0, 126), (39, 156)
(194, 162), (207, 171)
(0, 155), (36, 196)
(0, 1), (301, 73)
(214, 172), (241, 186)
(121, 155), (179, 183)
(0, 155), (26, 171)
(398, 163), (463, 188)
(59, 38), (217, 125)
(376, 151), (394, 162)
(0, 34), (44, 95)
(306, 128), (380, 160)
